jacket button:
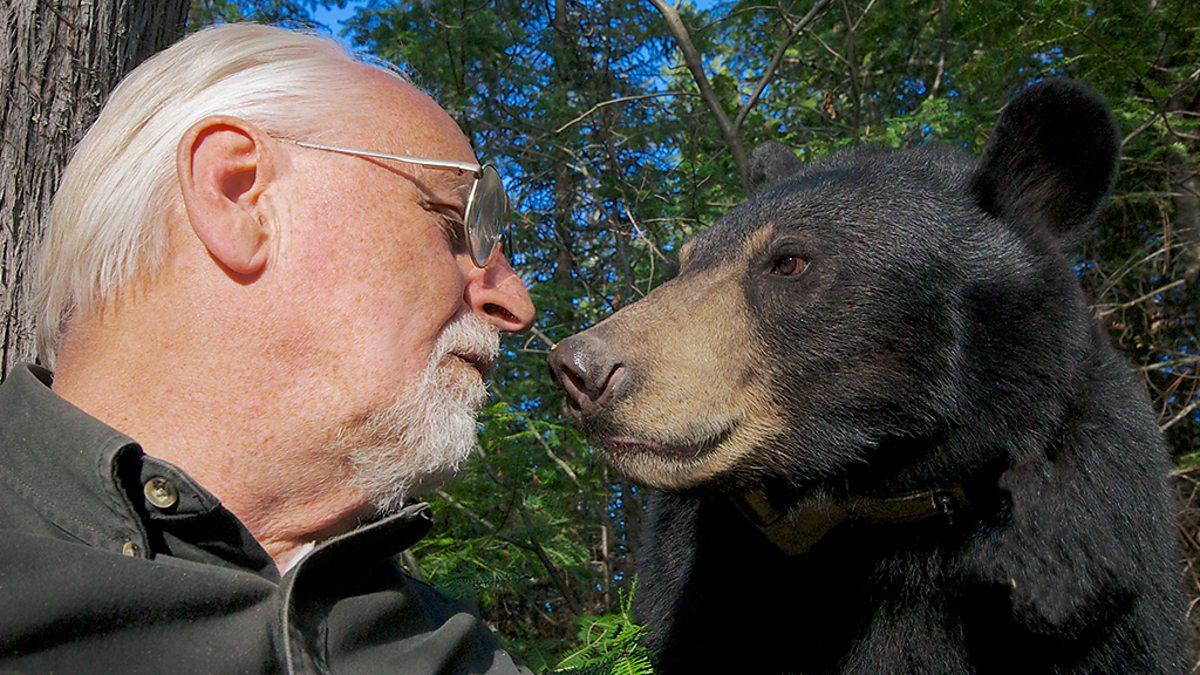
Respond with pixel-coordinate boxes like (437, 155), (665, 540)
(122, 540), (142, 557)
(144, 476), (179, 510)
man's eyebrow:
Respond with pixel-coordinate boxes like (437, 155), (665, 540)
(418, 186), (468, 219)
(404, 167), (468, 208)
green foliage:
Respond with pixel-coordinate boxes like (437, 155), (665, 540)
(187, 0), (328, 29)
(553, 586), (654, 675)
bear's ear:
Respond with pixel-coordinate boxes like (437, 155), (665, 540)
(971, 79), (1121, 246)
(748, 141), (804, 195)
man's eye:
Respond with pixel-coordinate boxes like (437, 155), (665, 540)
(440, 216), (467, 244)
(771, 255), (807, 276)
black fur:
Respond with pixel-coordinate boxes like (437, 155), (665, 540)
(620, 81), (1185, 673)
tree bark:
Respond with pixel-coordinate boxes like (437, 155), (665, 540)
(1170, 148), (1200, 303)
(0, 0), (189, 380)
(1166, 82), (1200, 304)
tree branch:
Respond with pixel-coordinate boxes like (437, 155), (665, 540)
(840, 0), (863, 132)
(555, 91), (694, 134)
(517, 500), (584, 616)
(733, 0), (833, 132)
(926, 0), (948, 100)
(1162, 400), (1199, 433)
(648, 0), (750, 192)
(1094, 279), (1187, 317)
(1121, 66), (1200, 148)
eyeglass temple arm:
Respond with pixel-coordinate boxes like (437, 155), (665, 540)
(282, 139), (483, 175)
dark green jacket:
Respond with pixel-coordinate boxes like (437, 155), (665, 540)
(0, 364), (527, 674)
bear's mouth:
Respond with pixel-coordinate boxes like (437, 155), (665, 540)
(601, 424), (734, 460)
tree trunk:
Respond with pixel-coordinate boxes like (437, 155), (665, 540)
(1171, 149), (1200, 304)
(0, 0), (189, 380)
(1166, 86), (1200, 305)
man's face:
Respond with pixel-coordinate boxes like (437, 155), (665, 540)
(264, 66), (533, 509)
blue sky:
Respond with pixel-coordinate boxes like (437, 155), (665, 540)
(311, 3), (356, 39)
(310, 0), (723, 40)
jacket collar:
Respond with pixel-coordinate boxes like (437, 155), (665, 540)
(0, 364), (149, 552)
(0, 364), (439, 579)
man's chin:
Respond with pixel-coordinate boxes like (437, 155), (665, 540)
(347, 388), (483, 515)
(353, 312), (497, 514)
(400, 462), (464, 502)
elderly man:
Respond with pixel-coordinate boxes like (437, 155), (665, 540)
(0, 23), (534, 673)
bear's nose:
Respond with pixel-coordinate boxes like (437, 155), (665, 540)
(547, 333), (625, 413)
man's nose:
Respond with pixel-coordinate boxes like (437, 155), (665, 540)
(464, 254), (535, 332)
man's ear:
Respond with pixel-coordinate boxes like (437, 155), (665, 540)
(177, 115), (276, 276)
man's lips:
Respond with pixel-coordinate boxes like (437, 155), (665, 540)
(450, 352), (494, 378)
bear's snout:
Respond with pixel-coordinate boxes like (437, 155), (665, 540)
(548, 332), (626, 417)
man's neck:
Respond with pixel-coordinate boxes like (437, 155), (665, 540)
(51, 324), (374, 571)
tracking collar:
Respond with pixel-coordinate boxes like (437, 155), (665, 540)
(732, 485), (971, 556)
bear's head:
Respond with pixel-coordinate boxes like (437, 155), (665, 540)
(548, 80), (1121, 495)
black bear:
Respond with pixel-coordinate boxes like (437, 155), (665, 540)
(548, 80), (1187, 673)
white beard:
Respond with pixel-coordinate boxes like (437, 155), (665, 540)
(344, 312), (500, 514)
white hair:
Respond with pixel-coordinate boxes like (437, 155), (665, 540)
(35, 23), (402, 366)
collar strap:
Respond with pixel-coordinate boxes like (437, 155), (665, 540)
(733, 486), (970, 556)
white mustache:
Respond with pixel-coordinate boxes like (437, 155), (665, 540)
(433, 313), (500, 376)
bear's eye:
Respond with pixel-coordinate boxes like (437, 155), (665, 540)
(771, 255), (807, 277)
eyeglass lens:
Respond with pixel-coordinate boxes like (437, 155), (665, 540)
(467, 166), (508, 267)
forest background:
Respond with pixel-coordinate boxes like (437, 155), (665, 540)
(2, 0), (1198, 672)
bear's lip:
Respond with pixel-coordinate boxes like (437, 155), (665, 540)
(601, 424), (733, 460)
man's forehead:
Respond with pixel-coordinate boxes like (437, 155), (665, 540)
(346, 63), (475, 164)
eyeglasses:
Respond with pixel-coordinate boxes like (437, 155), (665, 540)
(279, 139), (511, 268)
